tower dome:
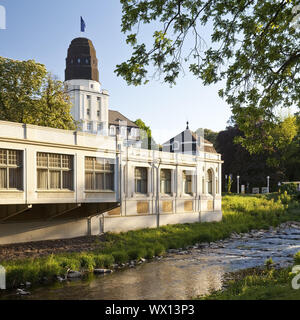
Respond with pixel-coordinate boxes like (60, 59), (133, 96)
(65, 37), (99, 82)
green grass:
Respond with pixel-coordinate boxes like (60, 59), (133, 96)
(200, 253), (300, 300)
(1, 194), (300, 289)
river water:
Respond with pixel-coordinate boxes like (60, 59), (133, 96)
(2, 223), (300, 300)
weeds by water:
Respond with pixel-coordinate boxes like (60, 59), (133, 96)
(200, 252), (300, 300)
(1, 194), (300, 289)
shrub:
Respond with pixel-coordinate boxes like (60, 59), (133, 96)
(128, 247), (147, 260)
(112, 251), (128, 264)
(94, 254), (114, 268)
(145, 248), (155, 259)
(279, 183), (298, 195)
(79, 254), (95, 271)
(153, 243), (166, 256)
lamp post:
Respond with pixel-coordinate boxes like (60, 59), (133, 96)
(267, 176), (270, 193)
(225, 174), (228, 192)
(237, 175), (240, 194)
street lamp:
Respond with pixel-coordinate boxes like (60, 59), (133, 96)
(237, 175), (240, 194)
(225, 174), (228, 192)
(267, 176), (270, 192)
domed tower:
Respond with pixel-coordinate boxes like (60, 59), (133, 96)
(65, 37), (99, 82)
(64, 37), (109, 134)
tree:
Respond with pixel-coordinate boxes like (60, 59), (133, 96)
(0, 57), (76, 130)
(134, 118), (157, 149)
(116, 0), (300, 153)
(204, 128), (218, 146)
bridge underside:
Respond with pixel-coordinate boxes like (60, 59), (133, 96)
(0, 202), (119, 224)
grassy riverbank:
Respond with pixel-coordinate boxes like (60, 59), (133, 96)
(1, 194), (300, 289)
(201, 252), (300, 300)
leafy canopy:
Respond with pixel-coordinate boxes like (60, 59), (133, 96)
(0, 57), (76, 130)
(116, 0), (300, 153)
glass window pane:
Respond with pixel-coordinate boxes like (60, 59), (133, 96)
(0, 150), (7, 165)
(50, 171), (61, 189)
(49, 154), (61, 168)
(105, 173), (114, 190)
(63, 171), (73, 189)
(85, 157), (94, 170)
(37, 153), (48, 167)
(96, 173), (104, 190)
(9, 167), (22, 189)
(85, 172), (93, 190)
(37, 169), (48, 189)
(0, 168), (7, 188)
(62, 155), (72, 169)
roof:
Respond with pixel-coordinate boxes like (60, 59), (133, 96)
(108, 110), (139, 128)
(162, 129), (217, 154)
(65, 37), (99, 82)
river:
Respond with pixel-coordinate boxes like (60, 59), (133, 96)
(1, 222), (300, 300)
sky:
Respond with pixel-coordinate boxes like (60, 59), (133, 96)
(0, 0), (232, 144)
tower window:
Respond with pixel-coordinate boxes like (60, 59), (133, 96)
(87, 122), (92, 131)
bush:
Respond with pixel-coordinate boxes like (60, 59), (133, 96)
(94, 254), (114, 268)
(153, 243), (166, 256)
(128, 247), (147, 260)
(79, 254), (95, 271)
(112, 251), (128, 264)
(279, 183), (298, 195)
(145, 248), (155, 259)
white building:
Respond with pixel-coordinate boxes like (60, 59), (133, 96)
(0, 37), (223, 245)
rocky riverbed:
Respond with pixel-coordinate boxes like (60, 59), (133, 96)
(1, 221), (300, 300)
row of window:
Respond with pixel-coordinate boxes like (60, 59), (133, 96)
(0, 149), (114, 192)
(86, 95), (101, 119)
(0, 148), (218, 195)
(109, 125), (139, 137)
(86, 122), (103, 132)
(134, 168), (193, 195)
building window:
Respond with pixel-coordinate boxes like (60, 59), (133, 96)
(97, 110), (100, 117)
(87, 122), (92, 131)
(0, 149), (23, 190)
(85, 157), (114, 191)
(160, 169), (171, 194)
(206, 169), (213, 195)
(135, 167), (147, 194)
(87, 109), (90, 116)
(91, 84), (94, 88)
(183, 170), (192, 195)
(97, 123), (102, 133)
(110, 126), (116, 136)
(77, 58), (81, 64)
(36, 153), (73, 190)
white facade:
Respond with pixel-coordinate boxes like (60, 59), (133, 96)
(0, 120), (223, 244)
(65, 79), (109, 134)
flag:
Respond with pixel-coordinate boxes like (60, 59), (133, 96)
(80, 16), (86, 32)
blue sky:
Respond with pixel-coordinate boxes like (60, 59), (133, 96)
(0, 0), (232, 143)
